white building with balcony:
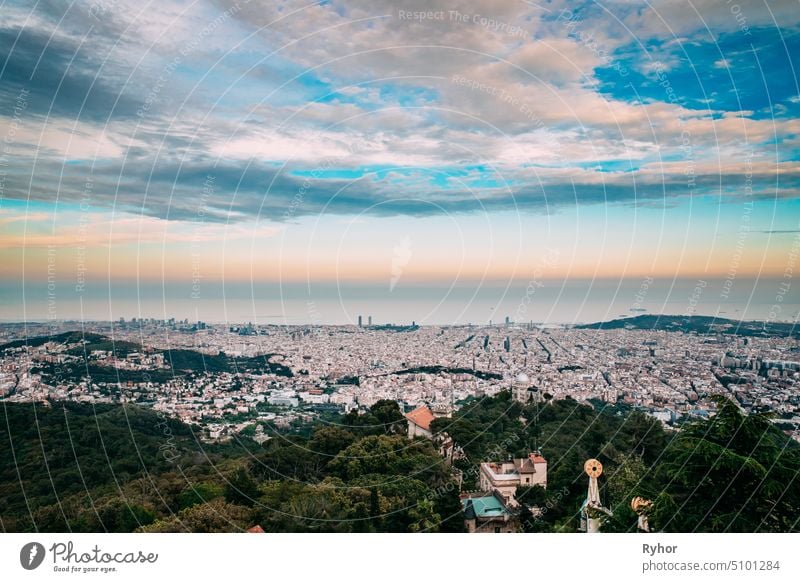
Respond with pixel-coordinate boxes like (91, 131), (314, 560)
(478, 452), (547, 505)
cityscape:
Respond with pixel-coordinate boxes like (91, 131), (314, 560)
(1, 0), (799, 556)
(2, 313), (798, 535)
(2, 317), (799, 445)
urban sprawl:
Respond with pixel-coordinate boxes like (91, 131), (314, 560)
(1, 319), (798, 444)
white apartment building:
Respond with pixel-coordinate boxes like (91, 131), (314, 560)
(479, 453), (547, 505)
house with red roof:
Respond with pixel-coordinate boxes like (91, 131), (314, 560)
(405, 405), (436, 439)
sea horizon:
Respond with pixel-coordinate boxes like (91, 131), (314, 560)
(2, 276), (796, 326)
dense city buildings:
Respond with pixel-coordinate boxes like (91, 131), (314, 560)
(1, 319), (798, 444)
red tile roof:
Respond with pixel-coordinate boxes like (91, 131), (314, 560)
(247, 525), (265, 533)
(406, 406), (435, 431)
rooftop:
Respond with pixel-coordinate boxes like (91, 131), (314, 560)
(461, 495), (511, 518)
(406, 405), (435, 431)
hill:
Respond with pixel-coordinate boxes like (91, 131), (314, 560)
(2, 394), (798, 532)
(0, 401), (256, 532)
(0, 399), (460, 533)
(575, 314), (798, 338)
(1, 331), (293, 384)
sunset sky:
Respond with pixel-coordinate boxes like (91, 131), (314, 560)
(1, 0), (798, 323)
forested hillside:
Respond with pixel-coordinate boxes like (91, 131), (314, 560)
(2, 392), (798, 532)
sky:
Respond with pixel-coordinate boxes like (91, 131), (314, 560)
(0, 0), (799, 324)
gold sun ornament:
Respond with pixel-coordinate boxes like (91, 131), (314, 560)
(584, 458), (603, 478)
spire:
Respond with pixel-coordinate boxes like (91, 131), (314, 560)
(582, 459), (612, 533)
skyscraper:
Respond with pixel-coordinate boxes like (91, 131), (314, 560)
(358, 315), (362, 328)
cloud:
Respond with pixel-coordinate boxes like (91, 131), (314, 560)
(622, 0), (800, 39)
(3, 145), (796, 224)
(0, 0), (798, 226)
(0, 212), (282, 249)
(0, 26), (143, 122)
(0, 211), (52, 225)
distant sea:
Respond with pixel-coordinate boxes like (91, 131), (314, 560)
(1, 277), (796, 326)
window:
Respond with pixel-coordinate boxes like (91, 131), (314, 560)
(494, 527), (501, 533)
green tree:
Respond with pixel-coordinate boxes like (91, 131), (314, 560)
(370, 400), (405, 434)
(651, 397), (800, 532)
(178, 482), (224, 510)
(224, 468), (259, 507)
(139, 499), (252, 532)
(432, 481), (467, 532)
(515, 484), (547, 506)
(309, 426), (357, 457)
(408, 499), (440, 532)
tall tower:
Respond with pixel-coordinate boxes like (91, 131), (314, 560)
(358, 315), (362, 328)
(368, 315), (372, 326)
(581, 459), (612, 533)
